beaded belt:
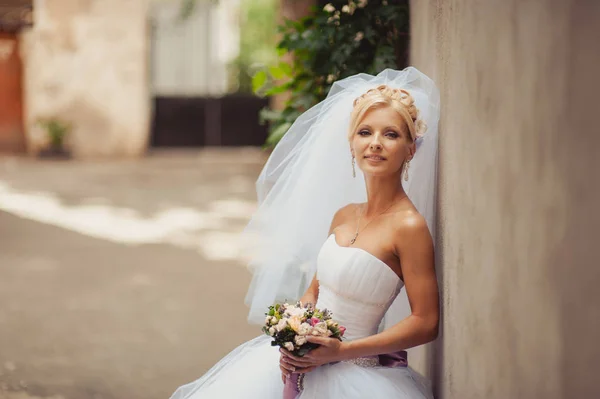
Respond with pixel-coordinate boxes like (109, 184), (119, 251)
(343, 356), (380, 368)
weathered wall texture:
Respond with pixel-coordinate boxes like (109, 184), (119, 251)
(411, 1), (600, 398)
(20, 0), (150, 158)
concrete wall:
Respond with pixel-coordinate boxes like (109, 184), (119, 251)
(410, 1), (600, 398)
(20, 0), (150, 158)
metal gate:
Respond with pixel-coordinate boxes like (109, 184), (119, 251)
(149, 1), (267, 147)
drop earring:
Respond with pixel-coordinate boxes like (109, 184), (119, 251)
(403, 159), (410, 181)
(351, 155), (356, 178)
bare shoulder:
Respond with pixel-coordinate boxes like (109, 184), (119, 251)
(333, 203), (359, 221)
(330, 203), (359, 231)
(392, 208), (432, 244)
(390, 208), (434, 275)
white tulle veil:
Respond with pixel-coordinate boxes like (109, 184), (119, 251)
(242, 67), (440, 332)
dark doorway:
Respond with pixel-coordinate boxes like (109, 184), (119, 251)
(151, 94), (269, 147)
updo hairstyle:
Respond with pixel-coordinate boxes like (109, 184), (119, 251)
(348, 85), (426, 142)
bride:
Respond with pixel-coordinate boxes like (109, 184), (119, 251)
(170, 67), (441, 399)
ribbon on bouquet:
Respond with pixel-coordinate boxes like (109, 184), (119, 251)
(282, 350), (408, 399)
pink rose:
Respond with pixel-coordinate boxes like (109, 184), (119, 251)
(309, 317), (320, 326)
(339, 326), (346, 336)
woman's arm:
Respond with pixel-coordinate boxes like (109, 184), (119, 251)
(299, 276), (319, 306)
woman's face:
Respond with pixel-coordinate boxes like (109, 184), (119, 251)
(350, 105), (415, 177)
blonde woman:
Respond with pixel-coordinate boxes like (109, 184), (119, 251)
(170, 68), (440, 399)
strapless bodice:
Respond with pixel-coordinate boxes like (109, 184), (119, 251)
(315, 234), (403, 340)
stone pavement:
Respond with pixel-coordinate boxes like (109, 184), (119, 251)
(0, 149), (270, 399)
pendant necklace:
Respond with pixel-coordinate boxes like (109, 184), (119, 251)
(349, 199), (402, 245)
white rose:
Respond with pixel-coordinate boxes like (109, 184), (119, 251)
(265, 316), (272, 325)
(268, 327), (276, 336)
(297, 323), (311, 336)
(312, 321), (328, 336)
(284, 306), (305, 318)
(294, 335), (307, 346)
(287, 315), (302, 332)
(269, 316), (278, 326)
(284, 342), (295, 351)
(275, 319), (288, 332)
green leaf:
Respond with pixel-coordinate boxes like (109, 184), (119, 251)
(278, 62), (293, 77)
(252, 70), (268, 94)
(264, 85), (290, 96)
(269, 65), (286, 80)
(276, 47), (287, 57)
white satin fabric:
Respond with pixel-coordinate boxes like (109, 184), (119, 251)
(170, 235), (433, 399)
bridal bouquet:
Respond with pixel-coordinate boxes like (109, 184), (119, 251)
(262, 301), (346, 356)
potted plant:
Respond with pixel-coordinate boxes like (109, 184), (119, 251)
(37, 118), (72, 159)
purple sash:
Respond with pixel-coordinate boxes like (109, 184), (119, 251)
(282, 350), (408, 399)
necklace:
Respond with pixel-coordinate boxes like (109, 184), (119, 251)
(349, 199), (402, 245)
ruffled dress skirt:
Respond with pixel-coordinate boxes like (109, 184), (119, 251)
(170, 335), (432, 399)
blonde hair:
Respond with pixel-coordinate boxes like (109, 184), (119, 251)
(348, 85), (426, 142)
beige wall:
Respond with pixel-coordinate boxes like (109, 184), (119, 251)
(20, 0), (150, 158)
(410, 1), (600, 398)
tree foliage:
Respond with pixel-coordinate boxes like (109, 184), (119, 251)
(232, 0), (279, 93)
(254, 0), (410, 147)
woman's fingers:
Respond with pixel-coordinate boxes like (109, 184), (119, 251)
(280, 358), (296, 372)
(281, 355), (314, 368)
(280, 348), (305, 361)
(280, 349), (314, 365)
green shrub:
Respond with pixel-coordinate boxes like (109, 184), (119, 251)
(253, 0), (410, 147)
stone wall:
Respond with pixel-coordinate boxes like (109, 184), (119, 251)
(410, 1), (600, 398)
(20, 0), (150, 158)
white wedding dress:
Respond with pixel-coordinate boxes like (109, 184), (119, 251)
(170, 234), (433, 398)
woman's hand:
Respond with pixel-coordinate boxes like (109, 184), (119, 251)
(280, 335), (345, 374)
(279, 353), (295, 383)
(280, 350), (316, 376)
